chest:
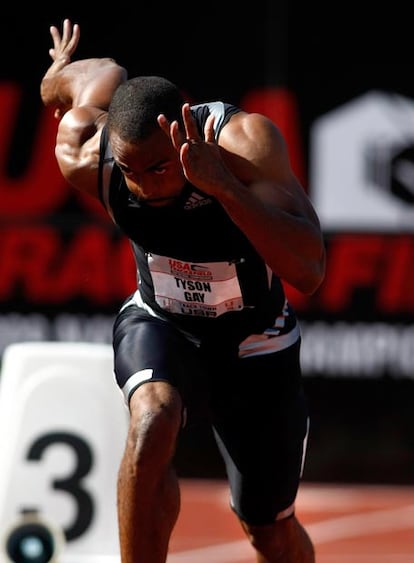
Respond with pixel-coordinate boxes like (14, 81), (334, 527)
(113, 186), (254, 262)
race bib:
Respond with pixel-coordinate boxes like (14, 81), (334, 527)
(147, 254), (244, 318)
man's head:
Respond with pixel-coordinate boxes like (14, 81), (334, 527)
(107, 76), (187, 205)
(107, 76), (184, 141)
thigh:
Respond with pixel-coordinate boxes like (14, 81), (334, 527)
(113, 303), (210, 420)
(211, 340), (309, 525)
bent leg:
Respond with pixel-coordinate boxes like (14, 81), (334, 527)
(240, 515), (315, 563)
(117, 381), (183, 563)
(211, 342), (314, 563)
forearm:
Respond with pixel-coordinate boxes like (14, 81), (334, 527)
(40, 58), (127, 112)
(219, 180), (326, 295)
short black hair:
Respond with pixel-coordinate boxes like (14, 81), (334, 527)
(107, 76), (184, 141)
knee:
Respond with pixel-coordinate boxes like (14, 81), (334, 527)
(241, 520), (281, 553)
(241, 516), (315, 562)
(127, 382), (182, 467)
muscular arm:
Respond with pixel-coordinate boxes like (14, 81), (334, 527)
(216, 112), (326, 295)
(40, 20), (127, 198)
(161, 105), (326, 295)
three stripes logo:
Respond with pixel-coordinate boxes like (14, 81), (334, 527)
(184, 192), (212, 210)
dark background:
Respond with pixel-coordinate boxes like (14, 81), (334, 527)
(1, 4), (413, 485)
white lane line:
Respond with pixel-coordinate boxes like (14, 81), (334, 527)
(167, 503), (414, 562)
(307, 503), (414, 543)
(61, 495), (414, 563)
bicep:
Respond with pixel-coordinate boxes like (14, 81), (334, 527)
(55, 106), (106, 199)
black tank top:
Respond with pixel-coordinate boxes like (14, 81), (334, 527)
(98, 102), (294, 344)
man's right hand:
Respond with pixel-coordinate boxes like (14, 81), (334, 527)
(40, 19), (80, 115)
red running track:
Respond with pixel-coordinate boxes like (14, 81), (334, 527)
(168, 480), (414, 563)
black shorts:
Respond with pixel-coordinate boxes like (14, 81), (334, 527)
(112, 301), (309, 525)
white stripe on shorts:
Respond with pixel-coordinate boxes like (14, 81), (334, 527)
(122, 368), (154, 403)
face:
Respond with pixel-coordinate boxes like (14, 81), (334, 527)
(110, 128), (186, 206)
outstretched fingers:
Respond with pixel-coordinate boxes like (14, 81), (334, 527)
(158, 102), (216, 156)
(49, 18), (80, 61)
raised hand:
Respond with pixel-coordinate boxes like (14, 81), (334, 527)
(48, 19), (80, 68)
(40, 19), (80, 118)
(158, 103), (236, 196)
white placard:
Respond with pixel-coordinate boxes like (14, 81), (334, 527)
(0, 342), (129, 560)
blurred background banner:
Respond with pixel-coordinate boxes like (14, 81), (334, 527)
(0, 4), (413, 486)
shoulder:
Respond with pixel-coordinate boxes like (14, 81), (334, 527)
(216, 110), (292, 185)
(220, 111), (287, 156)
(58, 105), (107, 136)
(55, 106), (108, 198)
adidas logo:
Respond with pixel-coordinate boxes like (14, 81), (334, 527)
(184, 192), (212, 210)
